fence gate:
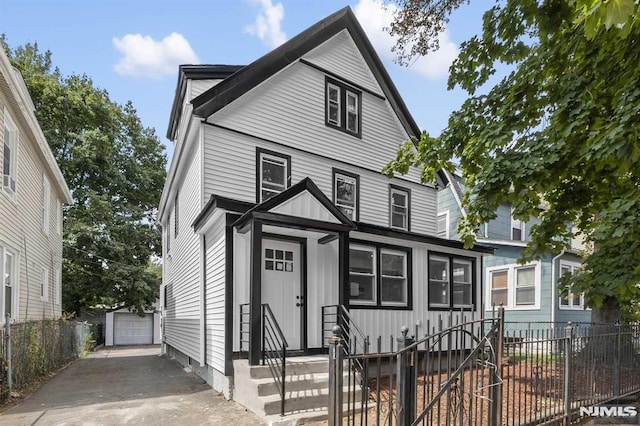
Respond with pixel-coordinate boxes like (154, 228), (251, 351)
(328, 309), (505, 426)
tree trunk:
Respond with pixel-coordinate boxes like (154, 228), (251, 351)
(590, 296), (621, 324)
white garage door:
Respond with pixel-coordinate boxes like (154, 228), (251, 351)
(114, 313), (153, 345)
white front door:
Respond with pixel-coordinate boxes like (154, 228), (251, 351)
(262, 239), (302, 350)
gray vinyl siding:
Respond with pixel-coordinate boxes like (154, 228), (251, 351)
(190, 79), (223, 100)
(203, 125), (437, 233)
(204, 215), (226, 373)
(210, 62), (423, 186)
(163, 139), (202, 362)
(303, 29), (380, 95)
(0, 96), (65, 322)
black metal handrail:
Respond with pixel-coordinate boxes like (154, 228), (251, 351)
(321, 304), (369, 354)
(239, 303), (288, 416)
(262, 304), (288, 417)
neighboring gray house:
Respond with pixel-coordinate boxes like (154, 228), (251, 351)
(0, 47), (72, 324)
(157, 6), (491, 414)
(437, 170), (591, 325)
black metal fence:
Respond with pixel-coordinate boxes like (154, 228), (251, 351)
(328, 308), (640, 425)
(0, 319), (93, 403)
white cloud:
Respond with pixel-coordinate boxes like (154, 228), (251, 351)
(244, 0), (287, 48)
(354, 0), (458, 80)
(113, 32), (200, 79)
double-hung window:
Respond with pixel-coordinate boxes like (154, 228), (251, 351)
(559, 262), (584, 309)
(325, 78), (361, 137)
(333, 169), (358, 221)
(2, 109), (18, 195)
(487, 263), (540, 309)
(511, 210), (525, 241)
(390, 185), (410, 231)
(2, 248), (17, 319)
(428, 253), (475, 309)
(437, 212), (449, 238)
(257, 148), (291, 203)
(349, 242), (411, 309)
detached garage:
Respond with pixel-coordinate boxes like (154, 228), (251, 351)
(105, 307), (161, 346)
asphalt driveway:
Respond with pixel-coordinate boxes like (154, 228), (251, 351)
(0, 346), (263, 425)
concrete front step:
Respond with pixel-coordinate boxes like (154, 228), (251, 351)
(249, 357), (329, 379)
(262, 384), (364, 416)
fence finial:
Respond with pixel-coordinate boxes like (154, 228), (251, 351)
(331, 325), (341, 338)
(401, 325), (409, 338)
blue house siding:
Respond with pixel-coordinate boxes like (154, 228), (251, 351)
(437, 185), (463, 239)
(484, 245), (552, 322)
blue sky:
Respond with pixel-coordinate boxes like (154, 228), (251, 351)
(1, 0), (488, 163)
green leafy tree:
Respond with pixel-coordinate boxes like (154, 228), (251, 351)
(383, 1), (640, 322)
(2, 37), (167, 315)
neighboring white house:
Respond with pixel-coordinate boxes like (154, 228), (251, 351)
(158, 6), (491, 399)
(0, 48), (72, 323)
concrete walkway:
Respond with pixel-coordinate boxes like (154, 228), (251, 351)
(0, 346), (263, 426)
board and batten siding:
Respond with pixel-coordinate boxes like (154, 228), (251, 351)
(163, 137), (202, 362)
(204, 214), (226, 373)
(305, 238), (339, 348)
(0, 99), (64, 322)
(348, 231), (484, 353)
(203, 125), (437, 234)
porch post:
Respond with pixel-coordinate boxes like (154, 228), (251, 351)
(249, 220), (263, 366)
(338, 232), (350, 308)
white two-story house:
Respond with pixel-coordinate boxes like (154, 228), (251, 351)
(0, 48), (72, 323)
(158, 6), (491, 402)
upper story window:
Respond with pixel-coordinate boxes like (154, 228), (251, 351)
(511, 210), (525, 241)
(390, 185), (410, 231)
(256, 148), (291, 203)
(428, 253), (475, 309)
(42, 174), (50, 234)
(2, 109), (18, 195)
(487, 262), (540, 310)
(437, 212), (449, 238)
(559, 262), (584, 309)
(2, 248), (17, 320)
(333, 169), (358, 221)
(349, 242), (411, 309)
(325, 78), (361, 137)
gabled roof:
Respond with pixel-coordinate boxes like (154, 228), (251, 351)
(167, 64), (244, 140)
(190, 6), (420, 139)
(233, 177), (355, 231)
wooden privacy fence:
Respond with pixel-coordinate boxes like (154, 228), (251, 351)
(328, 307), (640, 426)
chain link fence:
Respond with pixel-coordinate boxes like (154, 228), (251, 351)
(0, 319), (94, 404)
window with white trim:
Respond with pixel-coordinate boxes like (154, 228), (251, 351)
(333, 169), (358, 221)
(559, 262), (584, 309)
(428, 253), (475, 309)
(41, 267), (49, 301)
(2, 248), (18, 320)
(257, 149), (290, 202)
(487, 262), (540, 310)
(2, 109), (18, 195)
(437, 212), (449, 238)
(349, 243), (411, 308)
(43, 174), (50, 234)
(325, 78), (361, 137)
(390, 186), (410, 231)
(511, 210), (525, 241)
